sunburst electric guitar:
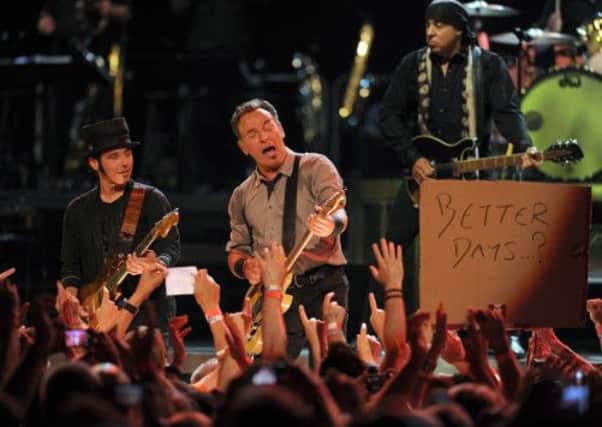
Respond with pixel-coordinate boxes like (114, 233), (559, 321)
(405, 135), (583, 207)
(244, 189), (346, 355)
(78, 209), (179, 314)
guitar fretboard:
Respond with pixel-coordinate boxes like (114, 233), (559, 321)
(106, 230), (158, 293)
(453, 154), (526, 175)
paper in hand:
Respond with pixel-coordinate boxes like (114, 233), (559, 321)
(165, 266), (198, 296)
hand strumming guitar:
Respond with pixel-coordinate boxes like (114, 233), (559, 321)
(307, 208), (336, 237)
(308, 205), (347, 237)
(412, 157), (435, 185)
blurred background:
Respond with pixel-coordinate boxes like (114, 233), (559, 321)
(1, 1), (601, 344)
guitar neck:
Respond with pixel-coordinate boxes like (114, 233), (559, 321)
(451, 152), (545, 175)
(105, 231), (159, 293)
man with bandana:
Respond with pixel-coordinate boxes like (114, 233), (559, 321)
(379, 0), (536, 314)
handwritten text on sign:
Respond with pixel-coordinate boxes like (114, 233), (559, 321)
(419, 180), (590, 327)
(435, 192), (549, 268)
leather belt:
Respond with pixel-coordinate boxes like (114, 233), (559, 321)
(293, 264), (344, 288)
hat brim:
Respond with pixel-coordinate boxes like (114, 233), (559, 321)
(87, 140), (141, 157)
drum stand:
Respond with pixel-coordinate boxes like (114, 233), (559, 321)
(512, 27), (532, 97)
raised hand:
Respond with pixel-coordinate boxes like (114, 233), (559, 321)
(299, 304), (326, 364)
(90, 287), (119, 331)
(441, 330), (466, 364)
(423, 303), (447, 373)
(472, 308), (510, 354)
(168, 315), (191, 370)
(407, 310), (431, 359)
(323, 292), (346, 329)
(369, 238), (404, 290)
(368, 292), (385, 343)
(193, 269), (221, 314)
(356, 322), (381, 366)
(255, 242), (287, 287)
(0, 267), (16, 282)
(55, 280), (86, 323)
(223, 313), (252, 369)
(586, 298), (602, 324)
(460, 309), (489, 365)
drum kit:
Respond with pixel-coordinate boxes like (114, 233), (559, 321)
(464, 1), (602, 184)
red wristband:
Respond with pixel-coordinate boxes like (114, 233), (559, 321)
(264, 290), (283, 300)
(205, 308), (222, 319)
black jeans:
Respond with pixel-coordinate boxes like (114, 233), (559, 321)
(284, 265), (349, 359)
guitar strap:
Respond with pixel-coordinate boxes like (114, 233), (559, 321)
(472, 45), (484, 146)
(117, 183), (146, 251)
(282, 154), (302, 254)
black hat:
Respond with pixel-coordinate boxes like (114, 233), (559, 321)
(426, 0), (476, 43)
(81, 117), (140, 156)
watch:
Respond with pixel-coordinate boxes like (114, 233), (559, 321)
(116, 297), (139, 315)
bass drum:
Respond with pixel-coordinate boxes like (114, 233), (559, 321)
(521, 68), (602, 181)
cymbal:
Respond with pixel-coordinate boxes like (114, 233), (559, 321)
(464, 1), (520, 17)
(490, 28), (579, 47)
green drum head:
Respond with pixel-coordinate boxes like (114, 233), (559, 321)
(521, 68), (602, 181)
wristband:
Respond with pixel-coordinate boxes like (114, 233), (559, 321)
(233, 258), (246, 279)
(205, 308), (222, 319)
(216, 347), (229, 359)
(207, 314), (224, 325)
(327, 321), (339, 331)
(328, 328), (342, 337)
(116, 297), (139, 315)
(264, 284), (281, 292)
(330, 213), (345, 236)
(264, 290), (283, 300)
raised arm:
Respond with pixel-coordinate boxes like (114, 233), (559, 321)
(256, 242), (288, 361)
(369, 238), (408, 372)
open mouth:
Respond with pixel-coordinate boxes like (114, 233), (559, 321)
(262, 146), (276, 155)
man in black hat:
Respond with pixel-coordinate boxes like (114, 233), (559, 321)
(378, 0), (537, 314)
(60, 117), (181, 333)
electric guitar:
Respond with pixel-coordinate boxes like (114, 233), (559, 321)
(244, 189), (346, 355)
(78, 209), (180, 314)
(405, 135), (583, 207)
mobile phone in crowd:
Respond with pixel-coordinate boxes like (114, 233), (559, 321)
(115, 384), (143, 407)
(251, 366), (277, 385)
(561, 370), (589, 414)
(364, 365), (386, 394)
(65, 329), (88, 348)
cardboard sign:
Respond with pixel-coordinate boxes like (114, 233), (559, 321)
(419, 180), (591, 327)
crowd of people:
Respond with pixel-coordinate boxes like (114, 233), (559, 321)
(1, 240), (602, 427)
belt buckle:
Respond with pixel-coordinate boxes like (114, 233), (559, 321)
(293, 274), (304, 288)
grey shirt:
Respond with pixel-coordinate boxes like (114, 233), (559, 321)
(226, 148), (347, 275)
